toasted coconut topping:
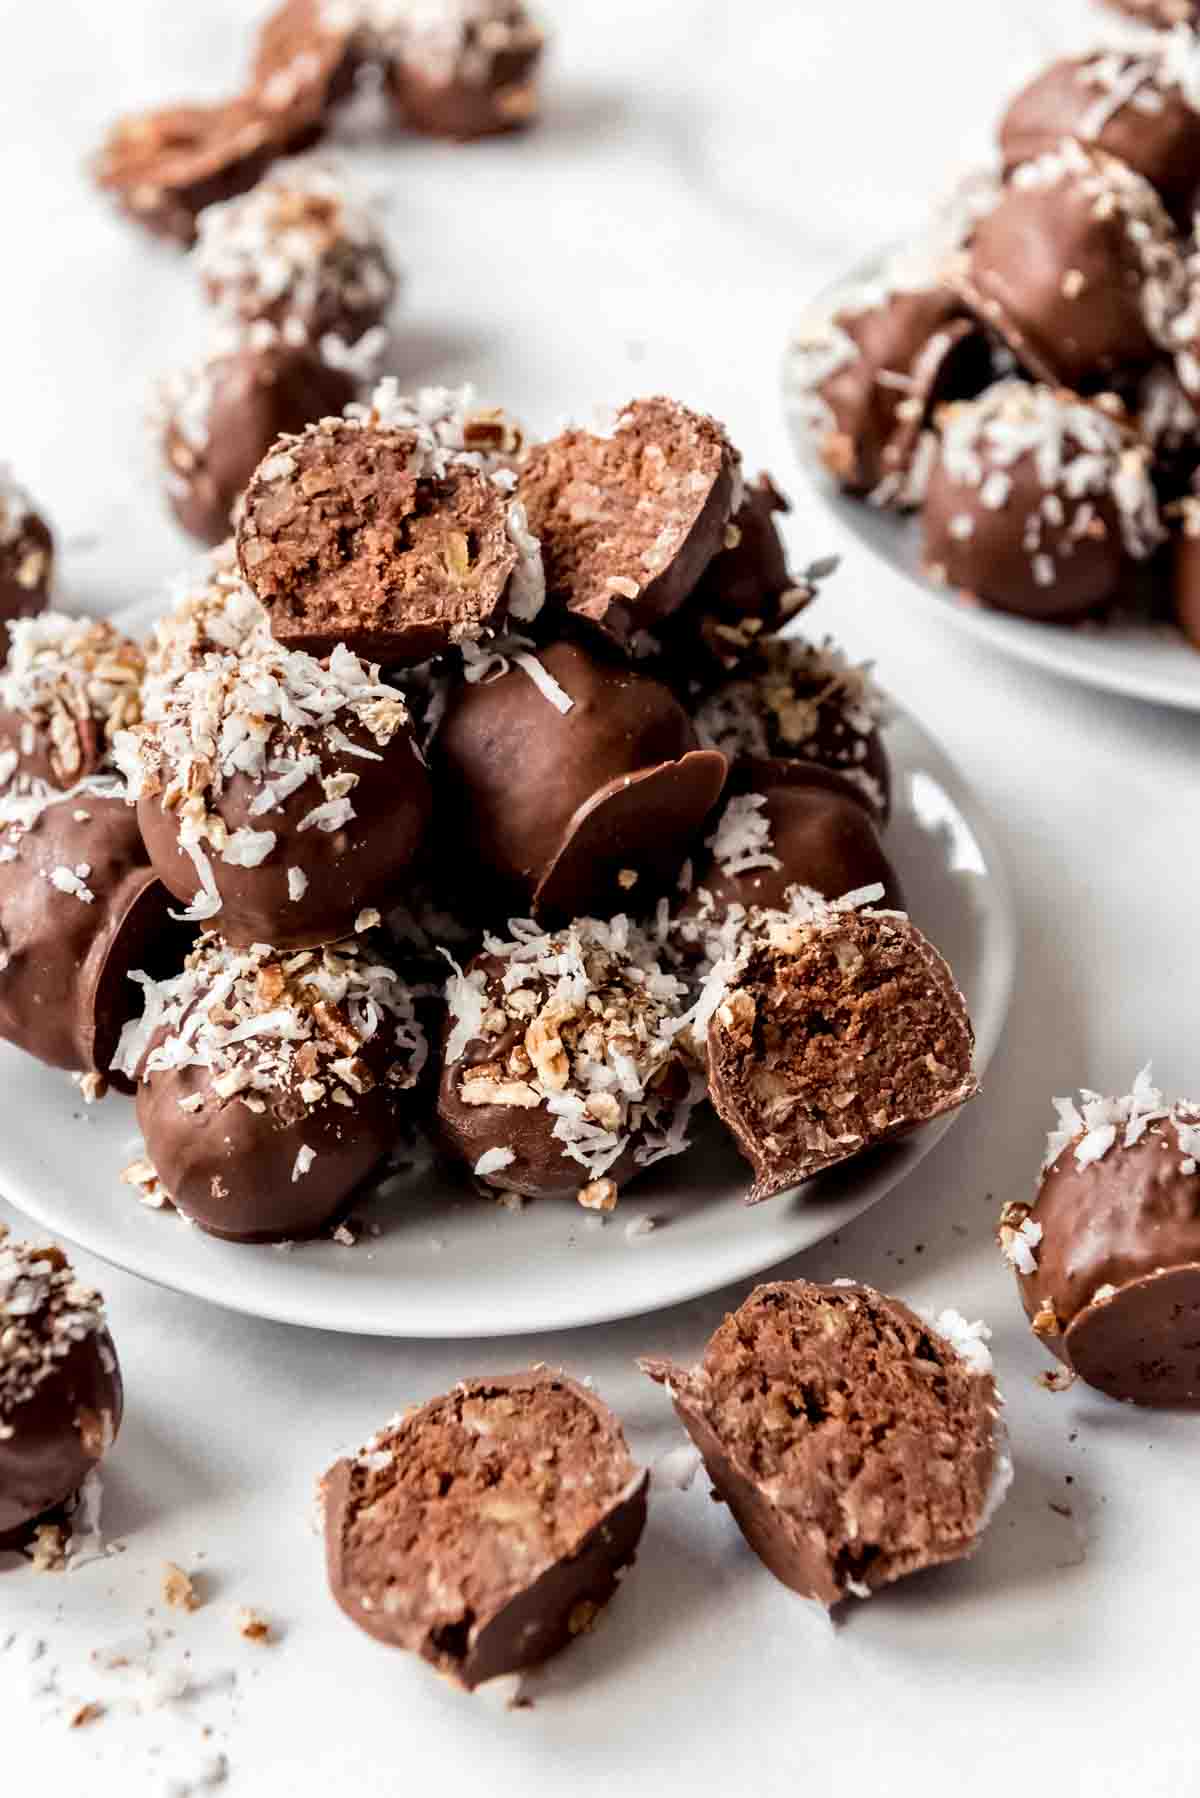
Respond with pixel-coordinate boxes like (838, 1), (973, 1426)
(0, 1225), (107, 1415)
(1043, 1063), (1200, 1171)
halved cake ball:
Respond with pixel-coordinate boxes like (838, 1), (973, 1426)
(117, 933), (427, 1241)
(519, 397), (741, 646)
(0, 1228), (123, 1540)
(436, 914), (702, 1208)
(322, 1369), (648, 1688)
(921, 381), (1162, 620)
(431, 638), (726, 921)
(641, 1280), (1010, 1606)
(704, 899), (976, 1202)
(0, 615), (144, 792)
(378, 0), (546, 139)
(1000, 1068), (1200, 1405)
(0, 466), (53, 630)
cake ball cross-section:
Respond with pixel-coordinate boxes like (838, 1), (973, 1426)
(322, 1369), (648, 1689)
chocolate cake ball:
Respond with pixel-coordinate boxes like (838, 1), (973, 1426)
(0, 1229), (122, 1539)
(114, 629), (430, 950)
(155, 334), (357, 546)
(0, 789), (184, 1084)
(377, 0), (546, 139)
(519, 397), (741, 647)
(1000, 1069), (1200, 1405)
(0, 615), (144, 792)
(704, 899), (977, 1202)
(922, 381), (1162, 620)
(1000, 43), (1200, 224)
(432, 638), (727, 921)
(958, 143), (1187, 388)
(436, 915), (702, 1208)
(195, 158), (396, 350)
(118, 933), (427, 1241)
(323, 1369), (647, 1689)
(142, 544), (272, 682)
(0, 467), (53, 631)
(693, 636), (891, 824)
(1173, 496), (1200, 646)
(250, 0), (364, 124)
(237, 382), (543, 661)
(641, 1280), (1011, 1606)
(1134, 361), (1200, 497)
(1102, 0), (1200, 24)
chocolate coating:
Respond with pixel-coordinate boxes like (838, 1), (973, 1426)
(250, 0), (362, 123)
(383, 2), (545, 139)
(0, 486), (52, 631)
(323, 1370), (647, 1689)
(641, 1281), (1006, 1607)
(1173, 500), (1200, 647)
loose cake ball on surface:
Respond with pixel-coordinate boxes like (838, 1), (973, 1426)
(114, 630), (430, 950)
(958, 142), (1187, 388)
(0, 1228), (122, 1540)
(693, 636), (891, 824)
(641, 1280), (1010, 1607)
(323, 1369), (647, 1688)
(195, 158), (396, 348)
(155, 335), (357, 546)
(705, 899), (976, 1203)
(1173, 496), (1200, 645)
(376, 0), (546, 139)
(999, 41), (1200, 223)
(436, 915), (702, 1208)
(1000, 1068), (1200, 1405)
(0, 615), (144, 792)
(921, 381), (1162, 620)
(0, 467), (53, 631)
(0, 789), (183, 1082)
(118, 933), (427, 1241)
(237, 382), (542, 661)
(519, 398), (742, 647)
(432, 638), (726, 921)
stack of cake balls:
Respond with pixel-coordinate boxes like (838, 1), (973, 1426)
(0, 380), (980, 1244)
(785, 1), (1200, 651)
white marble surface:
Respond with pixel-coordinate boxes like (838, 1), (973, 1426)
(3, 0), (1200, 1791)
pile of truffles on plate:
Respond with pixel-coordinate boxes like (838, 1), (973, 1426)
(785, 3), (1200, 650)
(0, 383), (981, 1244)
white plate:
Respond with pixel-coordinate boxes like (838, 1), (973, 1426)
(784, 258), (1200, 713)
(0, 611), (1015, 1337)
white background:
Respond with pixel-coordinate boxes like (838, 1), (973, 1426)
(2, 0), (1200, 1792)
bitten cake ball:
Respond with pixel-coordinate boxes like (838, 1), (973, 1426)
(436, 915), (702, 1208)
(377, 0), (546, 140)
(0, 1229), (122, 1539)
(195, 158), (396, 350)
(1173, 496), (1200, 646)
(641, 1281), (1010, 1607)
(922, 381), (1162, 620)
(155, 335), (357, 546)
(237, 382), (542, 661)
(0, 615), (144, 792)
(0, 788), (183, 1084)
(1000, 1068), (1200, 1406)
(117, 933), (427, 1241)
(0, 466), (53, 630)
(958, 142), (1187, 388)
(114, 629), (430, 950)
(999, 41), (1200, 224)
(693, 636), (891, 824)
(704, 898), (976, 1202)
(519, 397), (742, 647)
(322, 1370), (647, 1689)
(432, 638), (727, 921)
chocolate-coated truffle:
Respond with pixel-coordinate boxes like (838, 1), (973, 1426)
(322, 1369), (647, 1689)
(1173, 496), (1200, 646)
(704, 898), (977, 1202)
(250, 0), (363, 123)
(379, 0), (545, 139)
(432, 638), (727, 920)
(641, 1280), (1010, 1606)
(119, 933), (427, 1241)
(519, 397), (741, 646)
(693, 636), (891, 824)
(1001, 1069), (1200, 1405)
(237, 383), (542, 661)
(922, 380), (1162, 620)
(115, 628), (430, 951)
(1101, 0), (1200, 24)
(156, 335), (357, 546)
(143, 543), (272, 681)
(0, 1229), (123, 1539)
(0, 467), (53, 631)
(958, 142), (1187, 388)
(0, 615), (144, 792)
(436, 915), (701, 1207)
(0, 788), (184, 1084)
